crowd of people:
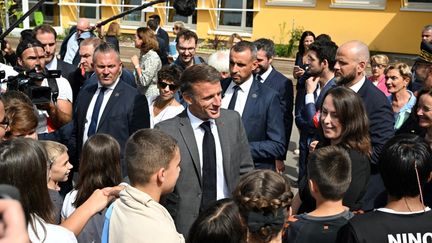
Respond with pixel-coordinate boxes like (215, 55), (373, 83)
(0, 15), (431, 243)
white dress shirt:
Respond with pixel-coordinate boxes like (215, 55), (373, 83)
(83, 77), (120, 144)
(45, 57), (57, 70)
(349, 76), (366, 93)
(259, 65), (273, 83)
(221, 75), (254, 116)
(187, 108), (229, 200)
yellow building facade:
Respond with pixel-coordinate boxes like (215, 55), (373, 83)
(48, 0), (432, 54)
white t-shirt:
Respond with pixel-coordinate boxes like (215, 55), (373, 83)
(36, 77), (73, 134)
(61, 189), (78, 220)
(28, 214), (77, 243)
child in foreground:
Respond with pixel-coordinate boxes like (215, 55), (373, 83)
(108, 129), (184, 243)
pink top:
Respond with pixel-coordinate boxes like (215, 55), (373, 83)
(368, 74), (390, 96)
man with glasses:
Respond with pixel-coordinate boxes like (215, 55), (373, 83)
(172, 29), (205, 72)
(60, 18), (95, 66)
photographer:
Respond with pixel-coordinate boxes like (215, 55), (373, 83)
(15, 38), (73, 134)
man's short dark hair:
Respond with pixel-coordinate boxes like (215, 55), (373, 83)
(126, 129), (178, 186)
(93, 42), (120, 63)
(253, 38), (275, 59)
(16, 38), (44, 58)
(176, 29), (198, 45)
(33, 24), (57, 39)
(149, 14), (161, 26)
(231, 41), (257, 60)
(379, 134), (432, 199)
(147, 19), (158, 31)
(307, 146), (351, 201)
(308, 40), (338, 71)
(180, 64), (221, 95)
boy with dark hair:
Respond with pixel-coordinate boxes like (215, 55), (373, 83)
(108, 129), (185, 242)
(285, 146), (354, 243)
(337, 134), (432, 243)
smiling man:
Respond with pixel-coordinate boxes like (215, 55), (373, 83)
(171, 30), (205, 72)
(156, 64), (254, 237)
(71, 42), (149, 177)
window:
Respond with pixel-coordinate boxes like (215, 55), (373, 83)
(79, 0), (99, 19)
(218, 0), (253, 30)
(402, 0), (432, 11)
(166, 0), (197, 27)
(122, 0), (145, 24)
(29, 0), (60, 25)
(266, 0), (315, 7)
(330, 0), (386, 10)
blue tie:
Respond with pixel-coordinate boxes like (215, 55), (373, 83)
(88, 87), (107, 137)
(227, 85), (240, 110)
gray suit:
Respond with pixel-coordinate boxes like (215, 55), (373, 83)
(156, 109), (254, 236)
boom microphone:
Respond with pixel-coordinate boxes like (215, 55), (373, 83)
(173, 0), (196, 17)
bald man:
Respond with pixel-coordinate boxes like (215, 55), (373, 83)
(60, 18), (95, 66)
(334, 40), (394, 210)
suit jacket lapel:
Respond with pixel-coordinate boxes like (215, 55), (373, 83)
(178, 111), (202, 185)
(97, 82), (123, 130)
(242, 79), (260, 122)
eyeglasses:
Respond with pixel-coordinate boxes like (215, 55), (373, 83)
(158, 81), (178, 91)
(0, 117), (9, 130)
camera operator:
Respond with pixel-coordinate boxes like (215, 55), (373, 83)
(15, 38), (73, 134)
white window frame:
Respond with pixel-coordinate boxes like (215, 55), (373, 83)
(266, 0), (316, 7)
(77, 0), (100, 20)
(329, 0), (386, 10)
(401, 0), (432, 12)
(216, 0), (254, 32)
(120, 0), (146, 26)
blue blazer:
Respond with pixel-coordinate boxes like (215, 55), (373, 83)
(222, 78), (286, 164)
(70, 79), (150, 175)
(357, 79), (395, 164)
(262, 68), (294, 144)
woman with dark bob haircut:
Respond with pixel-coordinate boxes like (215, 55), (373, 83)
(0, 138), (117, 242)
(337, 134), (432, 242)
(297, 87), (371, 213)
(233, 170), (293, 243)
(188, 198), (246, 243)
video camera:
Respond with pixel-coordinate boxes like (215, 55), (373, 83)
(1, 66), (60, 105)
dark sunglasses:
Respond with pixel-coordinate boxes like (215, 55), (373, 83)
(158, 81), (178, 91)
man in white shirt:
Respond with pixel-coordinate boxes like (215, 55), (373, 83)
(156, 64), (254, 237)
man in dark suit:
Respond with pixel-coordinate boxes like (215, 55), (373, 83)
(33, 24), (75, 84)
(334, 40), (394, 210)
(253, 38), (294, 172)
(70, 42), (149, 176)
(156, 64), (254, 236)
(221, 41), (286, 171)
(149, 14), (170, 52)
(147, 18), (169, 65)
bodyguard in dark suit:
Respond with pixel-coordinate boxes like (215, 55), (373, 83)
(70, 43), (149, 176)
(33, 24), (76, 83)
(253, 38), (294, 150)
(221, 41), (286, 171)
(156, 64), (254, 236)
(334, 40), (394, 210)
